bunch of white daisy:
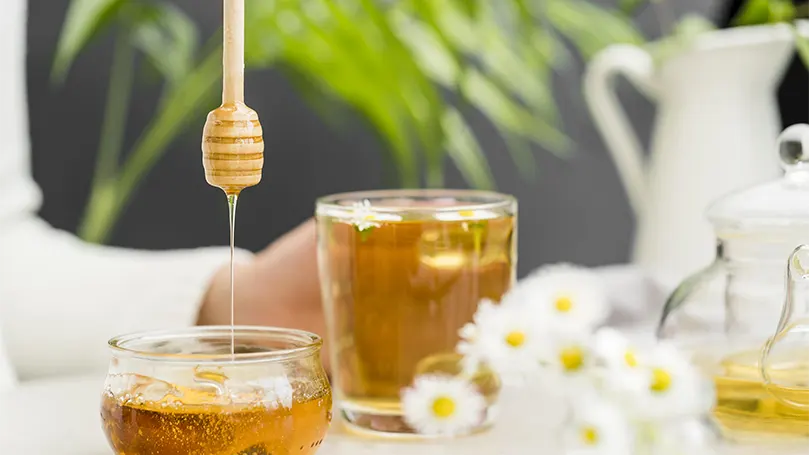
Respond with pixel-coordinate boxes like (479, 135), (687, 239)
(401, 264), (716, 454)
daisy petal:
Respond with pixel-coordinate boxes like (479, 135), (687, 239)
(508, 264), (609, 331)
(402, 375), (486, 436)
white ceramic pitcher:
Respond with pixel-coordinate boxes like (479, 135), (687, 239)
(584, 24), (802, 288)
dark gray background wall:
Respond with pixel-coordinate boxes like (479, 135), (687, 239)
(27, 0), (721, 275)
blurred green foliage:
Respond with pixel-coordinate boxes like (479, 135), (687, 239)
(53, 0), (806, 244)
(732, 0), (809, 66)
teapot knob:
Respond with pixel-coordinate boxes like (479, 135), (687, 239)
(778, 124), (809, 171)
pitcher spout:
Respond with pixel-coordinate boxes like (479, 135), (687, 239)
(660, 23), (798, 91)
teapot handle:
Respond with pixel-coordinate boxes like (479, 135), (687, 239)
(760, 127), (809, 410)
(584, 45), (657, 216)
(760, 244), (809, 410)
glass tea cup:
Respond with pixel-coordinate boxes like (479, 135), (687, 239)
(101, 326), (332, 455)
(316, 189), (517, 437)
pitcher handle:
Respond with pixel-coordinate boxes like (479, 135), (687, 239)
(584, 45), (657, 216)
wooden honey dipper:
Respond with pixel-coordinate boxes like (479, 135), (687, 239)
(202, 0), (263, 195)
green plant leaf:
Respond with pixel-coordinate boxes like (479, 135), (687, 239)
(769, 0), (797, 23)
(389, 11), (459, 86)
(117, 49), (223, 221)
(442, 109), (495, 190)
(733, 0), (769, 25)
(267, 1), (421, 186)
(417, 0), (564, 148)
(245, 0), (284, 67)
(80, 45), (223, 243)
(359, 0), (446, 186)
(501, 130), (537, 181)
(792, 24), (809, 69)
(530, 22), (572, 71)
(732, 0), (796, 25)
(545, 0), (644, 60)
(284, 66), (354, 130)
(648, 14), (716, 66)
(427, 0), (479, 54)
(453, 0), (479, 19)
(475, 11), (560, 124)
(619, 0), (648, 15)
(129, 3), (199, 84)
(460, 69), (570, 157)
(512, 0), (573, 71)
(52, 0), (127, 83)
(673, 14), (718, 36)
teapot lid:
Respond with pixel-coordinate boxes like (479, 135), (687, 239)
(707, 124), (809, 230)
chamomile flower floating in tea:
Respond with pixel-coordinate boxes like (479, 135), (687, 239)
(401, 375), (486, 436)
(512, 264), (608, 330)
(565, 393), (634, 455)
(347, 200), (402, 233)
(457, 299), (544, 383)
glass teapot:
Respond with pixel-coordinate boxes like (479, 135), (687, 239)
(658, 124), (809, 442)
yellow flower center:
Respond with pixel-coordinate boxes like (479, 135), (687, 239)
(431, 396), (456, 419)
(624, 351), (638, 368)
(559, 346), (585, 372)
(554, 296), (574, 313)
(650, 368), (673, 393)
(580, 426), (599, 445)
(458, 210), (476, 218)
(505, 330), (526, 348)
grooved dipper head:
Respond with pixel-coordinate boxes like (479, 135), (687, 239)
(202, 101), (264, 194)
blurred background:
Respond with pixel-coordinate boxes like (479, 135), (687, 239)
(27, 0), (806, 276)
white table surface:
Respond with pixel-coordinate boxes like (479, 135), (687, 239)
(0, 375), (802, 455)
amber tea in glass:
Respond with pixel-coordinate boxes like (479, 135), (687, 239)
(316, 190), (516, 436)
(101, 327), (332, 455)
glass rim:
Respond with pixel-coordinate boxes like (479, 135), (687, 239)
(315, 189), (516, 214)
(107, 326), (322, 364)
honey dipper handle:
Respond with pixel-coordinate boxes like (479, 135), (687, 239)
(223, 0), (245, 104)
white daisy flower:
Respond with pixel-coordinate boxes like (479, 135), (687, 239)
(456, 299), (498, 373)
(401, 375), (486, 436)
(508, 264), (608, 330)
(626, 342), (715, 421)
(647, 418), (716, 455)
(593, 328), (642, 372)
(590, 328), (651, 398)
(537, 326), (595, 380)
(564, 391), (635, 455)
(348, 200), (402, 232)
(457, 299), (544, 384)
